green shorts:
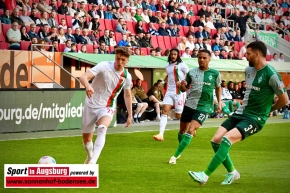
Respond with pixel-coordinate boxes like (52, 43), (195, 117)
(180, 106), (207, 125)
(221, 113), (262, 140)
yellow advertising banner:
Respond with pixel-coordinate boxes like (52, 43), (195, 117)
(0, 50), (61, 88)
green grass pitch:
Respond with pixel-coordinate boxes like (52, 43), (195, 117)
(1, 122), (290, 193)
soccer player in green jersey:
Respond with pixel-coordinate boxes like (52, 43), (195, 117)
(188, 41), (289, 185)
(169, 49), (222, 164)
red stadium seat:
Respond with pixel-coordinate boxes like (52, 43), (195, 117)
(163, 36), (172, 49)
(86, 45), (94, 53)
(58, 43), (66, 52)
(2, 23), (11, 38)
(178, 26), (185, 37)
(157, 35), (166, 49)
(126, 21), (135, 34)
(115, 32), (122, 42)
(183, 26), (189, 36)
(112, 19), (118, 31)
(150, 35), (158, 48)
(170, 37), (178, 48)
(142, 23), (148, 33)
(58, 14), (66, 24)
(65, 15), (73, 28)
(234, 41), (240, 52)
(20, 41), (31, 50)
(140, 47), (147, 56)
(104, 19), (113, 31)
(0, 42), (9, 49)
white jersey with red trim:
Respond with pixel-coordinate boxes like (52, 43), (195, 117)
(166, 62), (189, 94)
(85, 61), (132, 109)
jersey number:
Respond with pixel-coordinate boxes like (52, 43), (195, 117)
(198, 114), (205, 121)
(107, 108), (115, 115)
(244, 124), (257, 134)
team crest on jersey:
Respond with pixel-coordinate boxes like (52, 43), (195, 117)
(247, 73), (251, 78)
(208, 74), (213, 81)
(258, 76), (263, 83)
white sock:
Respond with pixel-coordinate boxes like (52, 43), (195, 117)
(90, 125), (107, 164)
(133, 114), (137, 118)
(83, 141), (93, 160)
(157, 113), (161, 119)
(159, 114), (167, 137)
(229, 169), (237, 174)
(137, 113), (142, 117)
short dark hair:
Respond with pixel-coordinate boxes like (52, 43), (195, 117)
(198, 49), (211, 57)
(246, 41), (267, 57)
(115, 47), (131, 58)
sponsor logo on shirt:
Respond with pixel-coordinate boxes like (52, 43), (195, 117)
(246, 84), (260, 91)
(197, 82), (211, 86)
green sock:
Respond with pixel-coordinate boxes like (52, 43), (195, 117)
(178, 132), (183, 143)
(235, 101), (240, 110)
(228, 100), (234, 112)
(222, 106), (231, 115)
(174, 133), (192, 158)
(205, 137), (232, 176)
(211, 141), (235, 173)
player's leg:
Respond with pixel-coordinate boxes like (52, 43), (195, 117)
(221, 101), (232, 116)
(137, 102), (148, 122)
(154, 102), (161, 120)
(133, 103), (142, 123)
(234, 100), (241, 110)
(90, 108), (115, 164)
(174, 92), (186, 120)
(153, 94), (173, 141)
(82, 105), (99, 164)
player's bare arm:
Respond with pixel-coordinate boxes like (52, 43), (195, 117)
(124, 88), (133, 127)
(180, 80), (187, 92)
(79, 71), (95, 98)
(271, 92), (289, 112)
(215, 86), (222, 112)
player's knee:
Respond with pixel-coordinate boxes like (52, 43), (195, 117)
(211, 135), (223, 144)
(97, 125), (107, 134)
(175, 114), (181, 119)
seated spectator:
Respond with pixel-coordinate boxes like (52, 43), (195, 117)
(211, 37), (223, 51)
(23, 0), (31, 12)
(28, 24), (40, 39)
(227, 51), (239, 60)
(1, 9), (11, 24)
(131, 88), (149, 123)
(48, 40), (59, 52)
(141, 9), (150, 23)
(29, 9), (42, 26)
(79, 29), (93, 44)
(163, 49), (170, 57)
(7, 22), (21, 50)
(20, 26), (31, 41)
(28, 37), (39, 51)
(48, 26), (59, 42)
(10, 8), (25, 26)
(49, 0), (57, 12)
(223, 40), (230, 52)
(48, 10), (59, 28)
(38, 38), (47, 52)
(186, 26), (195, 38)
(37, 0), (52, 13)
(135, 8), (144, 22)
(122, 6), (132, 21)
(142, 0), (151, 10)
(108, 31), (117, 46)
(88, 30), (99, 46)
(129, 34), (140, 47)
(64, 40), (72, 52)
(135, 21), (146, 34)
(40, 11), (50, 26)
(271, 53), (279, 61)
(147, 80), (164, 106)
(239, 41), (248, 56)
(195, 26), (205, 39)
(186, 35), (195, 50)
(31, 2), (40, 12)
(155, 47), (162, 56)
(150, 48), (156, 56)
(177, 36), (187, 51)
(58, 0), (69, 15)
(79, 16), (88, 30)
(195, 37), (206, 50)
(134, 47), (141, 55)
(78, 44), (87, 53)
(132, 79), (162, 119)
(72, 1), (80, 15)
(99, 29), (110, 45)
(135, 32), (144, 44)
(155, 11), (165, 24)
(148, 9), (158, 23)
(88, 15), (100, 31)
(59, 18), (68, 30)
(203, 25), (211, 39)
(20, 7), (34, 26)
(118, 34), (129, 46)
(65, 27), (77, 43)
(182, 47), (191, 58)
(67, 1), (76, 16)
(193, 16), (205, 27)
(211, 50), (220, 59)
(191, 48), (199, 58)
(148, 22), (159, 35)
(139, 32), (153, 48)
(73, 28), (82, 44)
(156, 0), (167, 13)
(129, 10), (138, 22)
(105, 4), (113, 20)
(167, 23), (177, 36)
(58, 27), (67, 44)
(219, 49), (227, 59)
(72, 12), (81, 30)
(38, 24), (51, 42)
(98, 41), (109, 54)
(88, 4), (98, 18)
(278, 53), (285, 62)
(234, 30), (242, 42)
(204, 38), (212, 52)
(116, 18), (131, 34)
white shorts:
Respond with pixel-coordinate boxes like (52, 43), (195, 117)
(82, 105), (116, 133)
(162, 92), (186, 114)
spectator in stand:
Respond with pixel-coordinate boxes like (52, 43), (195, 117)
(19, 7), (34, 27)
(191, 48), (198, 58)
(40, 11), (50, 26)
(38, 24), (50, 42)
(186, 26), (195, 38)
(149, 0), (157, 12)
(179, 12), (190, 26)
(141, 9), (150, 23)
(118, 34), (129, 46)
(64, 40), (72, 52)
(65, 27), (76, 43)
(58, 0), (69, 15)
(105, 5), (113, 20)
(235, 11), (248, 37)
(108, 31), (117, 46)
(211, 50), (220, 59)
(271, 53), (279, 61)
(78, 16), (88, 30)
(177, 36), (187, 51)
(122, 6), (132, 21)
(49, 0), (57, 12)
(142, 0), (151, 10)
(158, 22), (170, 36)
(204, 38), (212, 52)
(195, 26), (205, 39)
(197, 5), (207, 17)
(48, 26), (58, 42)
(234, 29), (242, 42)
(72, 1), (80, 13)
(182, 47), (192, 58)
(223, 40), (230, 52)
(155, 47), (162, 56)
(167, 1), (174, 13)
(135, 0), (143, 9)
(227, 51), (239, 60)
(225, 28), (234, 41)
(122, 0), (131, 8)
(281, 0), (290, 8)
(88, 29), (99, 46)
(278, 53), (285, 62)
(59, 18), (68, 30)
(116, 18), (131, 34)
(78, 44), (87, 53)
(129, 34), (140, 47)
(72, 12), (81, 30)
(73, 27), (81, 43)
(134, 47), (141, 55)
(80, 29), (93, 44)
(28, 37), (38, 51)
(219, 49), (227, 59)
(147, 22), (159, 35)
(172, 12), (180, 25)
(150, 48), (156, 56)
(96, 4), (104, 19)
(20, 26), (31, 41)
(48, 40), (59, 52)
(113, 7), (122, 20)
(1, 9), (11, 24)
(30, 2), (40, 12)
(212, 37), (223, 51)
(277, 22), (286, 38)
(135, 21), (146, 34)
(29, 9), (42, 26)
(48, 10), (59, 28)
(284, 7), (290, 16)
(98, 41), (109, 54)
(37, 0), (52, 13)
(193, 16), (205, 27)
(156, 0), (167, 13)
(186, 35), (196, 50)
(58, 27), (67, 44)
(37, 39), (47, 52)
(99, 29), (110, 46)
(67, 1), (76, 16)
(10, 8), (25, 26)
(139, 32), (154, 48)
(88, 15), (100, 31)
(134, 8), (144, 22)
(195, 37), (206, 50)
(167, 23), (177, 36)
(88, 4), (98, 18)
(69, 43), (77, 52)
(154, 11), (163, 24)
(28, 24), (40, 39)
(79, 1), (91, 18)
(228, 8), (239, 26)
(147, 10), (158, 23)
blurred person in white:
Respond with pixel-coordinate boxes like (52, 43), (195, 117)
(82, 29), (93, 45)
(195, 37), (205, 50)
(235, 1), (245, 11)
(277, 53), (285, 62)
(122, 6), (132, 21)
(204, 38), (212, 52)
(78, 44), (87, 53)
(59, 18), (68, 30)
(177, 36), (187, 51)
(271, 53), (279, 61)
(109, 31), (117, 46)
(186, 35), (196, 50)
(239, 42), (248, 57)
(211, 50), (220, 60)
(67, 1), (76, 17)
(37, 0), (52, 13)
(20, 7), (34, 26)
(141, 9), (150, 23)
(40, 11), (49, 26)
(7, 22), (21, 50)
(182, 47), (192, 58)
(58, 27), (67, 43)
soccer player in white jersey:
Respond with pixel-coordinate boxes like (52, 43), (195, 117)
(79, 47), (133, 164)
(189, 41), (289, 186)
(153, 48), (189, 141)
